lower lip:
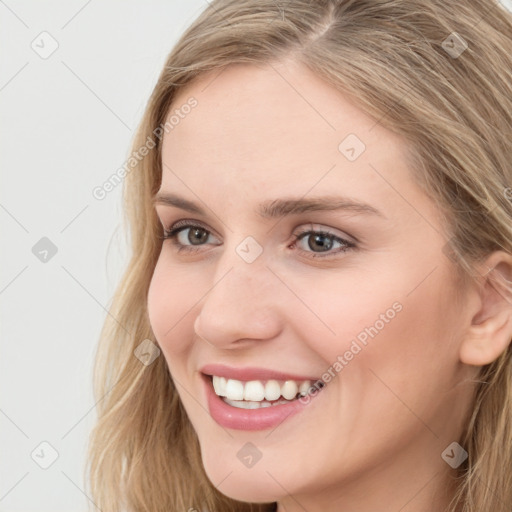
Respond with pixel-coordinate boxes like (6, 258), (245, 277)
(202, 374), (324, 431)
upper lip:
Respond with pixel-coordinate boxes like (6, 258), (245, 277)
(200, 363), (321, 382)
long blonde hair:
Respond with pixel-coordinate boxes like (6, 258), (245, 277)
(86, 1), (512, 511)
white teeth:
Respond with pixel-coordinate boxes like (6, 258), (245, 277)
(244, 380), (265, 401)
(212, 376), (227, 397)
(224, 399), (260, 409)
(282, 380), (298, 400)
(298, 381), (311, 397)
(264, 380), (281, 401)
(212, 375), (319, 402)
(224, 397), (294, 409)
(225, 379), (244, 400)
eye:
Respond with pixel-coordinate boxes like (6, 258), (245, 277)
(160, 220), (220, 253)
(290, 226), (356, 259)
(159, 220), (356, 259)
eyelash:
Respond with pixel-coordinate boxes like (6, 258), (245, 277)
(159, 220), (356, 259)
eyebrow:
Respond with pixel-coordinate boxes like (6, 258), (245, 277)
(153, 192), (385, 219)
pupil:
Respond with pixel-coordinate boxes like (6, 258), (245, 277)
(190, 228), (208, 245)
(309, 234), (332, 252)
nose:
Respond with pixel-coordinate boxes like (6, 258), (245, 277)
(193, 251), (283, 349)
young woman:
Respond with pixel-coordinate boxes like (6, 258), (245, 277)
(86, 1), (512, 511)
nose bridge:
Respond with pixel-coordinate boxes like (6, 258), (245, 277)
(194, 241), (281, 346)
(211, 235), (273, 306)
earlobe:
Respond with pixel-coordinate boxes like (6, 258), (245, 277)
(459, 252), (512, 366)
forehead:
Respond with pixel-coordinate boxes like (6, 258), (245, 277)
(159, 61), (417, 218)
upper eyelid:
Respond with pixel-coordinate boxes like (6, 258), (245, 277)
(163, 219), (219, 236)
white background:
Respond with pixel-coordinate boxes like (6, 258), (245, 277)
(1, 1), (512, 511)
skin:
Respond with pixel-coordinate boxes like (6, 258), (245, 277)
(146, 60), (512, 512)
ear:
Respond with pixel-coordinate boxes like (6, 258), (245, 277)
(459, 250), (512, 366)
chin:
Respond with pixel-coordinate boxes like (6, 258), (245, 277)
(200, 449), (286, 504)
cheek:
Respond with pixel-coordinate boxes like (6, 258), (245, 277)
(300, 263), (460, 403)
(342, 277), (460, 420)
(147, 257), (195, 357)
(290, 271), (461, 470)
(281, 266), (405, 365)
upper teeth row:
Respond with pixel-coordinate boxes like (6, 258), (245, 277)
(212, 376), (316, 402)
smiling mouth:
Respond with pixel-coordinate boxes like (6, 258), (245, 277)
(206, 374), (326, 409)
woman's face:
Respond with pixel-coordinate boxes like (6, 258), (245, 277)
(147, 61), (478, 510)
